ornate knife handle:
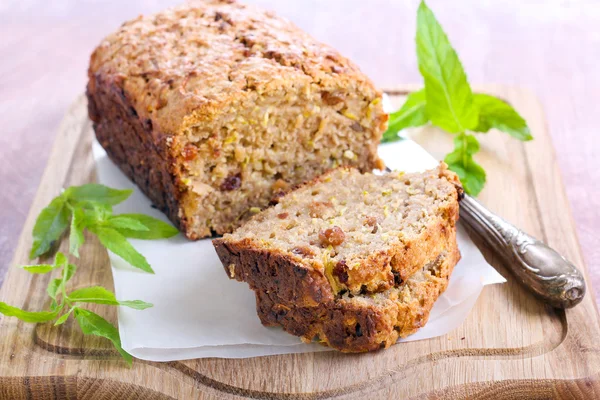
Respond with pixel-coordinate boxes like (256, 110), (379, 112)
(459, 194), (586, 309)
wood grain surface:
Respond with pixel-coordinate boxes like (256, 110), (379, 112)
(0, 87), (598, 399)
(0, 0), (599, 306)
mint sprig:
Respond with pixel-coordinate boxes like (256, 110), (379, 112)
(2, 183), (178, 364)
(90, 226), (154, 273)
(383, 1), (532, 196)
(1, 251), (151, 365)
(30, 196), (71, 260)
(416, 2), (478, 133)
(381, 89), (427, 143)
(472, 93), (532, 141)
(30, 183), (178, 270)
(445, 133), (486, 196)
(75, 308), (132, 364)
(113, 214), (182, 240)
(0, 303), (59, 323)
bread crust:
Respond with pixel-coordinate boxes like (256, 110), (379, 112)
(213, 216), (458, 306)
(255, 245), (460, 352)
(88, 73), (186, 233)
(213, 238), (335, 307)
(214, 164), (462, 303)
(87, 0), (386, 239)
(88, 0), (384, 136)
(213, 164), (463, 351)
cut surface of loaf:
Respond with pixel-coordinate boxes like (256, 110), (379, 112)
(256, 245), (460, 352)
(214, 163), (462, 307)
(87, 0), (387, 239)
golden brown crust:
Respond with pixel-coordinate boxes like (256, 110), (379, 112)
(87, 0), (387, 239)
(343, 207), (458, 293)
(88, 0), (383, 136)
(213, 163), (463, 352)
(214, 164), (462, 304)
(87, 73), (186, 231)
(214, 215), (458, 306)
(213, 237), (335, 307)
(255, 245), (460, 352)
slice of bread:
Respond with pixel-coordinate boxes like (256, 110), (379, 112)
(213, 163), (462, 307)
(255, 245), (460, 352)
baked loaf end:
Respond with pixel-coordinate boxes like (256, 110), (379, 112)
(256, 245), (460, 352)
(87, 0), (387, 239)
(213, 163), (463, 307)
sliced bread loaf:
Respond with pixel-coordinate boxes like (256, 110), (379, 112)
(213, 163), (462, 307)
(87, 0), (387, 239)
(255, 244), (460, 352)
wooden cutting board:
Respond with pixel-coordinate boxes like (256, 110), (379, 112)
(1, 86), (599, 400)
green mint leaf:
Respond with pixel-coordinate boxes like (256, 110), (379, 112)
(54, 313), (70, 326)
(29, 195), (71, 259)
(454, 159), (486, 196)
(445, 133), (486, 196)
(381, 89), (429, 143)
(68, 286), (117, 305)
(472, 93), (532, 141)
(47, 278), (62, 300)
(54, 307), (75, 326)
(21, 264), (55, 274)
(64, 263), (77, 283)
(117, 300), (153, 310)
(90, 226), (154, 273)
(67, 286), (153, 310)
(74, 308), (132, 365)
(0, 302), (59, 323)
(67, 286), (152, 310)
(42, 252), (69, 304)
(106, 216), (149, 232)
(54, 251), (67, 267)
(46, 252), (69, 300)
(81, 203), (113, 224)
(416, 1), (478, 133)
(69, 208), (85, 257)
(65, 184), (132, 206)
(112, 214), (179, 240)
(47, 260), (76, 302)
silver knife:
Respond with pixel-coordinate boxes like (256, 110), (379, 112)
(380, 136), (586, 309)
(459, 194), (585, 309)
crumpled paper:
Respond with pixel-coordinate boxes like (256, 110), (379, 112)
(92, 137), (505, 361)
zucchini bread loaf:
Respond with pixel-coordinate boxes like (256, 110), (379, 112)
(214, 164), (462, 351)
(214, 163), (462, 307)
(256, 245), (460, 352)
(87, 0), (387, 239)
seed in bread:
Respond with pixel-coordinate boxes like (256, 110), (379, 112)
(87, 0), (387, 239)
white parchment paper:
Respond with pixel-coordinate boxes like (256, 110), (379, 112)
(92, 138), (505, 361)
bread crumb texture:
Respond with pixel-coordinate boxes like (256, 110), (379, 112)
(87, 0), (387, 239)
(214, 163), (462, 298)
(256, 246), (460, 352)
